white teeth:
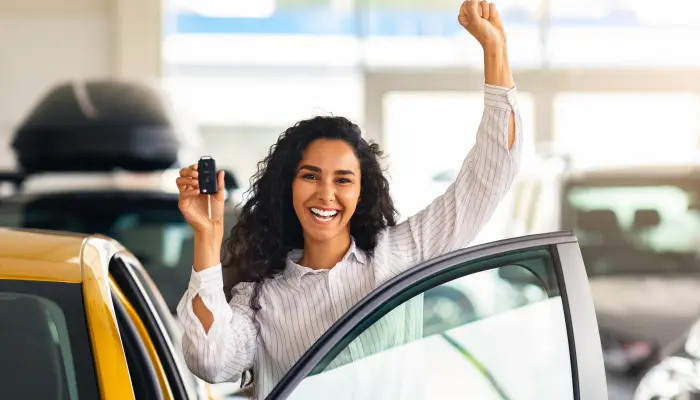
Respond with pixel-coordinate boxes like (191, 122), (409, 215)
(311, 207), (339, 218)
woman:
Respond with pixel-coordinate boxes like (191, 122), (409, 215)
(176, 1), (521, 398)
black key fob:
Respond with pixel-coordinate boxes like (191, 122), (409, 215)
(198, 156), (218, 195)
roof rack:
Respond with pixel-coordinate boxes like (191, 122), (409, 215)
(0, 171), (28, 191)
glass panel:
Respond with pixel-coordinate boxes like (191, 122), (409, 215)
(0, 280), (99, 399)
(548, 0), (700, 67)
(286, 248), (573, 400)
(162, 0), (542, 68)
(383, 90), (534, 243)
(562, 179), (700, 276)
(361, 0), (543, 68)
(553, 92), (700, 166)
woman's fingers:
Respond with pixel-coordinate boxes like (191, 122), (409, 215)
(180, 189), (200, 199)
(480, 0), (490, 19)
(176, 176), (199, 187)
(215, 171), (226, 202)
(179, 168), (199, 179)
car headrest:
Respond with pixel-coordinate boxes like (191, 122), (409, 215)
(576, 209), (621, 234)
(632, 209), (661, 230)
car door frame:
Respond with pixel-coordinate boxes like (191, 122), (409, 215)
(266, 231), (606, 400)
(108, 251), (199, 400)
(112, 252), (212, 400)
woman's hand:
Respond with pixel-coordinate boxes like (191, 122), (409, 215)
(458, 0), (506, 50)
(176, 164), (226, 235)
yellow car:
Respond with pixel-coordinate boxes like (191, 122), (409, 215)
(0, 227), (223, 400)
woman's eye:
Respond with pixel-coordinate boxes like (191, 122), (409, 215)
(302, 173), (317, 180)
(337, 178), (352, 184)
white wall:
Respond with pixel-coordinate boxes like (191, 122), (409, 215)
(0, 0), (161, 169)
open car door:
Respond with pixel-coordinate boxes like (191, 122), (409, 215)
(266, 232), (607, 400)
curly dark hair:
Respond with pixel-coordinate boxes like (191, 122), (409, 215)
(221, 115), (398, 317)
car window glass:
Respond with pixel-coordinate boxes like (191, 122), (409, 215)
(0, 281), (99, 399)
(563, 181), (700, 275)
(286, 248), (572, 400)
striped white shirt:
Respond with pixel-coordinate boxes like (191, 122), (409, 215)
(177, 83), (523, 400)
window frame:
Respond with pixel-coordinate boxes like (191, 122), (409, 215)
(118, 254), (208, 398)
(111, 290), (165, 400)
(267, 231), (606, 399)
(108, 252), (198, 400)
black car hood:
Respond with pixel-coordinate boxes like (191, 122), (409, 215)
(590, 275), (700, 349)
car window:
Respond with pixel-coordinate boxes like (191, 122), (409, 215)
(0, 193), (238, 313)
(269, 234), (606, 400)
(562, 179), (700, 275)
(0, 280), (100, 399)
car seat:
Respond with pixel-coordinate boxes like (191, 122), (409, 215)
(575, 209), (626, 245)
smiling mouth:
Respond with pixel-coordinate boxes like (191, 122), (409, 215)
(310, 207), (339, 223)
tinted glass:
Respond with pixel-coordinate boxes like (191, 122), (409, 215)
(286, 248), (573, 400)
(0, 193), (238, 313)
(0, 280), (99, 399)
(562, 178), (700, 275)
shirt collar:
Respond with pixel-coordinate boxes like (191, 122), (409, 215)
(282, 237), (367, 285)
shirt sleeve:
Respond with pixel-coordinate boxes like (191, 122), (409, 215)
(176, 264), (258, 383)
(386, 83), (522, 268)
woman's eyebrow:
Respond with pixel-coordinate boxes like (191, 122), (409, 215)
(299, 165), (355, 176)
(299, 164), (321, 172)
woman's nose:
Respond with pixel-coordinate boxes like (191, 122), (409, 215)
(316, 181), (335, 202)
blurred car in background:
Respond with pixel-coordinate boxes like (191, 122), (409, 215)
(504, 157), (700, 398)
(634, 315), (700, 399)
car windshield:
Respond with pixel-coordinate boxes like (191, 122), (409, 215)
(0, 192), (237, 313)
(0, 280), (100, 399)
(561, 177), (700, 276)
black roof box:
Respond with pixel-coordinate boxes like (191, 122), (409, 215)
(12, 80), (182, 173)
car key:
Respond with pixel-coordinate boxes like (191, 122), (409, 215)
(198, 156), (218, 219)
(198, 156), (218, 195)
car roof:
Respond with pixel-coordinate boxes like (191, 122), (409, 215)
(563, 162), (700, 181)
(0, 227), (123, 283)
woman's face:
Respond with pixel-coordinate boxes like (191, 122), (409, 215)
(292, 138), (361, 244)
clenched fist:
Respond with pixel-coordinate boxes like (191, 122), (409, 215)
(458, 0), (507, 49)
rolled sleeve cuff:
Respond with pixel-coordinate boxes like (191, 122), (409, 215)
(485, 83), (518, 112)
(188, 264), (224, 294)
(178, 264), (229, 338)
